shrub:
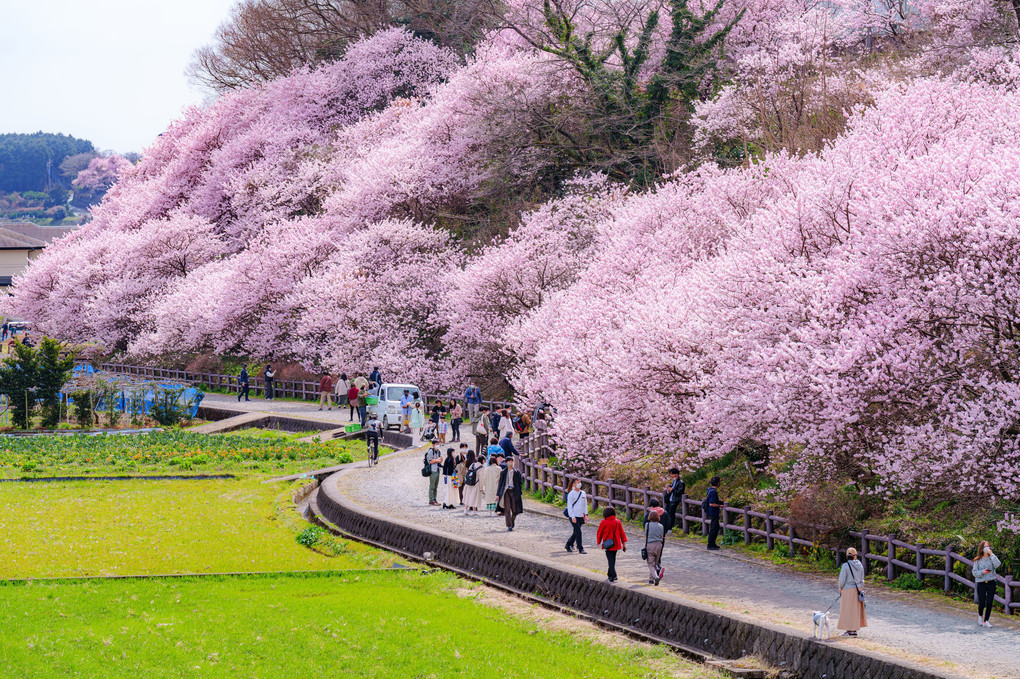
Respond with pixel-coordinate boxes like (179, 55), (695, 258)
(296, 526), (325, 547)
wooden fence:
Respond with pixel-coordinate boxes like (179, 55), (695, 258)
(517, 434), (1018, 616)
(97, 363), (511, 413)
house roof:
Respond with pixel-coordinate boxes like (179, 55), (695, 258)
(0, 222), (77, 245)
(0, 228), (46, 250)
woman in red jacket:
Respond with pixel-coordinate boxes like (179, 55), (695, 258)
(596, 507), (627, 583)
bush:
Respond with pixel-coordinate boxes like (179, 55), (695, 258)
(890, 573), (926, 591)
(296, 526), (326, 547)
(150, 386), (187, 426)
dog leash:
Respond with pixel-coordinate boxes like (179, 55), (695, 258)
(823, 594), (842, 614)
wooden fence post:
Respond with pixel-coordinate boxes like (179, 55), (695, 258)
(607, 479), (615, 510)
(944, 548), (952, 593)
(591, 480), (599, 509)
(765, 511), (774, 551)
(680, 494), (690, 534)
(643, 486), (650, 515)
(915, 544), (925, 585)
(624, 487), (633, 520)
(860, 530), (870, 575)
(743, 506), (751, 545)
(1005, 576), (1014, 615)
(887, 535), (896, 581)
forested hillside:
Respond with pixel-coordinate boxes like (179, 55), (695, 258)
(10, 0), (1020, 504)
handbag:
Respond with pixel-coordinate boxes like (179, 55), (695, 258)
(602, 538), (614, 550)
(850, 568), (866, 603)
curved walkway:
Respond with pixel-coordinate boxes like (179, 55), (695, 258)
(334, 447), (1019, 679)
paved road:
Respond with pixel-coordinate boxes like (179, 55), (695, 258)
(335, 447), (1020, 679)
(205, 393), (1020, 677)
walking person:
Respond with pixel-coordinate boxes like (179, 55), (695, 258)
(464, 382), (482, 423)
(410, 401), (425, 445)
(496, 457), (523, 531)
(498, 407), (514, 441)
(474, 405), (491, 458)
(335, 373), (350, 410)
(347, 382), (360, 421)
(450, 401), (463, 442)
(596, 507), (627, 583)
(644, 511), (666, 585)
(455, 444), (468, 505)
(483, 455), (501, 514)
(400, 389), (414, 433)
(837, 547), (868, 637)
(498, 431), (520, 459)
(462, 451), (484, 515)
(357, 388), (368, 427)
(369, 366), (382, 386)
(237, 363), (250, 402)
(564, 479), (588, 554)
(705, 476), (723, 550)
(426, 443), (442, 506)
(663, 467), (684, 533)
(318, 372), (333, 410)
(262, 364), (276, 400)
(973, 541), (1001, 627)
(441, 448), (458, 509)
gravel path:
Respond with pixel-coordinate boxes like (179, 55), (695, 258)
(336, 447), (1020, 679)
(205, 393), (1019, 677)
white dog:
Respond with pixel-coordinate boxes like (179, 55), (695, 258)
(812, 611), (832, 639)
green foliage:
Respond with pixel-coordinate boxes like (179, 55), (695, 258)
(296, 525), (326, 547)
(70, 390), (94, 428)
(149, 385), (188, 426)
(0, 338), (74, 429)
(537, 0), (743, 184)
(0, 131), (94, 193)
(0, 430), (368, 477)
(889, 573), (926, 591)
(0, 572), (715, 678)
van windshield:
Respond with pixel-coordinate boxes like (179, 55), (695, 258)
(387, 387), (418, 401)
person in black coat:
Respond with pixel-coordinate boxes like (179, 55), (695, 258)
(663, 467), (684, 532)
(237, 364), (250, 402)
(496, 461), (524, 531)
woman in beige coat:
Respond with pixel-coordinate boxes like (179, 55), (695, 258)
(837, 547), (867, 636)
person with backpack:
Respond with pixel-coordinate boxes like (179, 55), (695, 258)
(237, 364), (250, 402)
(663, 468), (685, 532)
(462, 450), (484, 515)
(837, 547), (868, 637)
(425, 443), (443, 506)
(518, 410), (533, 441)
(369, 366), (382, 385)
(441, 448), (458, 509)
(464, 382), (482, 423)
(704, 476), (723, 550)
(564, 479), (588, 554)
(644, 511), (666, 585)
(596, 507), (627, 583)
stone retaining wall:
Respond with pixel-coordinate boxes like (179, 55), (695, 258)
(315, 470), (956, 679)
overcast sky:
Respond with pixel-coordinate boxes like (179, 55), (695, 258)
(0, 0), (238, 153)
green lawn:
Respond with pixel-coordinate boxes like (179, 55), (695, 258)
(0, 571), (715, 678)
(0, 430), (365, 478)
(0, 478), (388, 578)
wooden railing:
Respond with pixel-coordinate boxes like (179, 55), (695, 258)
(98, 363), (511, 412)
(517, 433), (1018, 616)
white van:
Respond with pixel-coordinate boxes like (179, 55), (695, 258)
(371, 383), (423, 430)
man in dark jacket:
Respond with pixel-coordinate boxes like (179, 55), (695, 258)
(706, 476), (723, 550)
(496, 460), (524, 531)
(237, 364), (250, 402)
(663, 467), (684, 532)
(498, 433), (519, 459)
(369, 366), (381, 385)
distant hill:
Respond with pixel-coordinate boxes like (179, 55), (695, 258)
(0, 132), (95, 194)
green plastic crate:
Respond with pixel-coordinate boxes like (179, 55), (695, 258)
(345, 424), (361, 433)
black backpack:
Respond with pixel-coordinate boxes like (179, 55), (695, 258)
(421, 453), (432, 478)
(701, 495), (710, 514)
(465, 464), (479, 486)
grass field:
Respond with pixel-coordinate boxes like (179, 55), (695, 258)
(0, 430), (367, 478)
(0, 478), (389, 578)
(0, 571), (718, 679)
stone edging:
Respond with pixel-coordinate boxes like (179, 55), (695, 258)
(314, 468), (958, 679)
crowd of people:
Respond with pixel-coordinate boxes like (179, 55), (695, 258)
(423, 441), (523, 530)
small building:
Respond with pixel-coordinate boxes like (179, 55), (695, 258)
(0, 222), (76, 290)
